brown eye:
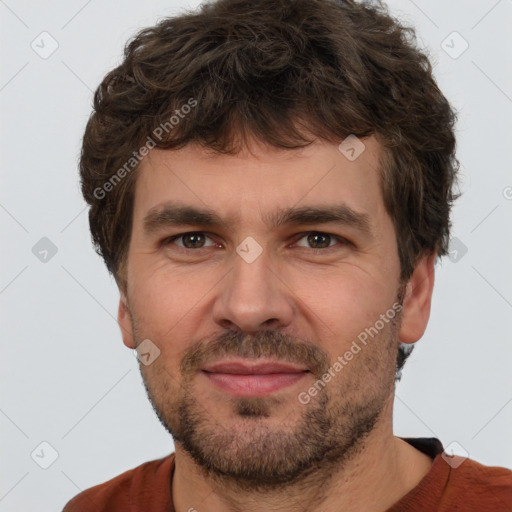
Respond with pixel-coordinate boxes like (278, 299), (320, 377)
(181, 233), (206, 248)
(307, 232), (332, 249)
(165, 232), (216, 249)
(295, 231), (343, 250)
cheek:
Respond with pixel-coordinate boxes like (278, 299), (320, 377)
(129, 269), (204, 362)
(132, 260), (202, 315)
(289, 269), (399, 362)
(295, 266), (396, 322)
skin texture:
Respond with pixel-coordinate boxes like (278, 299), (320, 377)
(118, 135), (436, 512)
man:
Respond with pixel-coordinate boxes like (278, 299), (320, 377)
(63, 0), (512, 510)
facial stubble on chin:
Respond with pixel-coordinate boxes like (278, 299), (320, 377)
(135, 309), (400, 491)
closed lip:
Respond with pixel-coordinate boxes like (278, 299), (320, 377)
(201, 359), (308, 375)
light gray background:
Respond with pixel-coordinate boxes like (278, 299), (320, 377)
(1, 0), (511, 510)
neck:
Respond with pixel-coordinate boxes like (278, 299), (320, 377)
(171, 399), (433, 512)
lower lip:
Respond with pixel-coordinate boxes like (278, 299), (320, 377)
(202, 371), (308, 397)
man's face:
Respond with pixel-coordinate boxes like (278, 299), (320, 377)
(119, 136), (406, 488)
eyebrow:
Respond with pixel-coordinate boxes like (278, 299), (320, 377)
(142, 201), (373, 238)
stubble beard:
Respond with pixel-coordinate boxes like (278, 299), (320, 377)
(136, 309), (400, 491)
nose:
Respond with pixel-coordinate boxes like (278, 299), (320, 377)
(212, 246), (294, 332)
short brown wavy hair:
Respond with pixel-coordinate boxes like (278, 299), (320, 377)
(80, 0), (459, 297)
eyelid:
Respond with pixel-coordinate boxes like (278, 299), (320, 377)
(292, 231), (352, 250)
(162, 231), (218, 249)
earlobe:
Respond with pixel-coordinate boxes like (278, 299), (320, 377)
(398, 251), (436, 344)
(118, 293), (136, 349)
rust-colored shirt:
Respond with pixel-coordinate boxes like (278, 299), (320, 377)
(62, 438), (512, 511)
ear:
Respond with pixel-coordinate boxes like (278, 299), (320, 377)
(118, 292), (136, 349)
(399, 251), (436, 344)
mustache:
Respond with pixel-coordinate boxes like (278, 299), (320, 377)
(180, 330), (330, 379)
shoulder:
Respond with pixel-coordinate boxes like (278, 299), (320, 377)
(445, 455), (512, 501)
(61, 453), (175, 512)
(391, 439), (512, 511)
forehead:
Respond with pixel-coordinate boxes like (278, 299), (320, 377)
(131, 136), (386, 229)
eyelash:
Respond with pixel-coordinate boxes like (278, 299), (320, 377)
(161, 231), (352, 253)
